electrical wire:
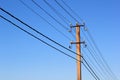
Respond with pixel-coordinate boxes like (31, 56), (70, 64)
(86, 45), (114, 79)
(0, 15), (78, 62)
(59, 0), (119, 79)
(82, 57), (100, 80)
(81, 26), (112, 79)
(54, 0), (79, 23)
(0, 8), (100, 80)
(32, 0), (117, 79)
(82, 61), (99, 80)
(82, 48), (106, 80)
(43, 0), (71, 25)
(32, 0), (75, 39)
(0, 8), (75, 55)
(19, 0), (71, 41)
(0, 14), (99, 80)
(31, 0), (68, 30)
(86, 30), (119, 80)
(61, 0), (84, 23)
(83, 27), (116, 80)
(86, 47), (106, 72)
(42, 0), (75, 38)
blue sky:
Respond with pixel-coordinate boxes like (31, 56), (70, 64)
(0, 0), (120, 80)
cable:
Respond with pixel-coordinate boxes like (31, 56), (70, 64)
(42, 0), (75, 39)
(55, 0), (113, 77)
(87, 30), (119, 80)
(56, 2), (112, 75)
(0, 15), (100, 80)
(62, 2), (119, 78)
(81, 27), (113, 79)
(82, 57), (100, 80)
(54, 0), (79, 23)
(56, 1), (117, 78)
(32, 0), (76, 39)
(58, 1), (117, 78)
(0, 8), (76, 56)
(0, 14), (79, 62)
(82, 49), (106, 80)
(43, 0), (71, 25)
(61, 0), (84, 23)
(0, 8), (100, 80)
(86, 46), (116, 80)
(31, 0), (68, 31)
(82, 28), (118, 80)
(86, 47), (106, 72)
(52, 1), (118, 78)
(82, 62), (98, 80)
(19, 0), (71, 41)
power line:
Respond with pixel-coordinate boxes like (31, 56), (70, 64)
(43, 0), (71, 25)
(19, 0), (71, 41)
(0, 14), (99, 80)
(81, 48), (106, 80)
(54, 0), (79, 23)
(0, 7), (79, 65)
(0, 14), (78, 62)
(61, 0), (84, 23)
(82, 57), (100, 80)
(0, 8), (100, 80)
(59, 0), (119, 79)
(86, 30), (119, 80)
(86, 47), (107, 72)
(32, 0), (76, 39)
(86, 46), (116, 80)
(42, 0), (75, 38)
(81, 25), (112, 79)
(82, 28), (118, 80)
(33, 0), (118, 79)
(0, 8), (75, 55)
(82, 61), (99, 80)
(31, 0), (68, 31)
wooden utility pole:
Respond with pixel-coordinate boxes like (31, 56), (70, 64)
(76, 23), (81, 80)
(70, 23), (84, 80)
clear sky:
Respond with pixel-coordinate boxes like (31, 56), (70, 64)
(0, 0), (120, 80)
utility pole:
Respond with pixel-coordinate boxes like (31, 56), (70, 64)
(70, 23), (84, 80)
(76, 23), (81, 80)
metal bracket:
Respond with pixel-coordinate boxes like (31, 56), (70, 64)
(70, 41), (85, 44)
(70, 24), (84, 28)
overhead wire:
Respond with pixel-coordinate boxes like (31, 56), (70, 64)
(31, 0), (68, 30)
(85, 46), (112, 79)
(19, 0), (71, 41)
(32, 0), (103, 78)
(82, 61), (99, 80)
(86, 30), (119, 80)
(57, 0), (118, 79)
(53, 0), (102, 77)
(84, 34), (114, 80)
(42, 0), (75, 40)
(60, 0), (111, 74)
(81, 48), (106, 80)
(43, 0), (71, 25)
(0, 14), (99, 80)
(0, 15), (78, 62)
(0, 8), (77, 56)
(61, 0), (84, 23)
(82, 57), (100, 80)
(0, 8), (100, 80)
(54, 0), (79, 23)
(81, 29), (109, 77)
(31, 0), (75, 39)
(81, 21), (112, 79)
(86, 47), (107, 72)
